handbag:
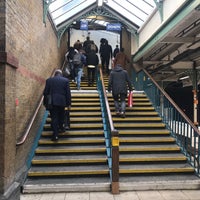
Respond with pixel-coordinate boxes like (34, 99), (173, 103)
(128, 91), (133, 107)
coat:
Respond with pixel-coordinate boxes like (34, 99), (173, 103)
(108, 65), (132, 96)
(43, 74), (71, 107)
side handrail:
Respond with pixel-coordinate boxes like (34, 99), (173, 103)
(99, 68), (119, 194)
(16, 68), (58, 146)
(143, 69), (200, 134)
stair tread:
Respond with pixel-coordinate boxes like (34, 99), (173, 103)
(32, 157), (107, 165)
(119, 137), (175, 142)
(39, 138), (105, 145)
(119, 130), (170, 134)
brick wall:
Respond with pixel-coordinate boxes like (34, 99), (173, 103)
(0, 0), (68, 197)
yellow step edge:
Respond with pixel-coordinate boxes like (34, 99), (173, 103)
(35, 148), (106, 154)
(32, 158), (107, 165)
(70, 107), (101, 111)
(113, 117), (162, 121)
(70, 118), (102, 122)
(44, 124), (103, 129)
(112, 112), (158, 115)
(119, 168), (194, 174)
(72, 98), (100, 101)
(69, 112), (101, 116)
(119, 156), (187, 162)
(39, 139), (105, 145)
(72, 94), (99, 97)
(120, 147), (180, 152)
(120, 130), (170, 135)
(28, 170), (109, 177)
(115, 123), (166, 128)
(42, 131), (104, 136)
(119, 138), (175, 143)
(72, 103), (101, 106)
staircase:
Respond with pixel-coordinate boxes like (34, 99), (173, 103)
(22, 85), (110, 193)
(23, 75), (200, 193)
(107, 91), (199, 190)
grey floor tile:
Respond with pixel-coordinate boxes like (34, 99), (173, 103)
(137, 191), (164, 200)
(114, 191), (139, 200)
(89, 192), (114, 200)
(160, 190), (188, 200)
(182, 190), (200, 200)
(65, 192), (89, 200)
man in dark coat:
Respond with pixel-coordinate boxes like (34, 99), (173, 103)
(43, 69), (71, 141)
(86, 50), (99, 86)
(108, 64), (132, 118)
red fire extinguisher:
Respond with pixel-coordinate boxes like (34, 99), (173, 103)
(128, 91), (133, 107)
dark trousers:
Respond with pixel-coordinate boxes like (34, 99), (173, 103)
(64, 109), (70, 128)
(101, 56), (110, 74)
(87, 67), (96, 85)
(50, 105), (65, 137)
(113, 93), (126, 113)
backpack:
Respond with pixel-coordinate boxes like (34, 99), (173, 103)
(73, 52), (82, 66)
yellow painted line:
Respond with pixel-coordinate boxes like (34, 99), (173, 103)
(72, 98), (100, 101)
(72, 102), (100, 106)
(132, 107), (154, 110)
(28, 170), (109, 177)
(70, 107), (101, 111)
(120, 130), (170, 135)
(35, 148), (106, 154)
(39, 139), (105, 145)
(115, 123), (166, 128)
(72, 93), (99, 97)
(69, 112), (101, 116)
(44, 124), (103, 129)
(70, 118), (102, 122)
(120, 138), (175, 143)
(119, 168), (194, 174)
(120, 146), (180, 152)
(32, 158), (107, 165)
(113, 117), (162, 121)
(42, 131), (104, 136)
(119, 156), (187, 162)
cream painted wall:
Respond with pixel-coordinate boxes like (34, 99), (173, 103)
(137, 0), (187, 49)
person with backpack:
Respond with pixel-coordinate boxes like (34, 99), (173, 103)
(73, 49), (86, 90)
(65, 47), (77, 82)
(86, 49), (99, 86)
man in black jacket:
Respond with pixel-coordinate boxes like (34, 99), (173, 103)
(108, 64), (132, 118)
(86, 50), (99, 86)
(43, 69), (71, 141)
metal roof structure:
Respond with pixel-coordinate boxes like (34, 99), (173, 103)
(44, 0), (157, 34)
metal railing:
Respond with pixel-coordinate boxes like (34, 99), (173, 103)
(98, 67), (119, 194)
(133, 69), (200, 175)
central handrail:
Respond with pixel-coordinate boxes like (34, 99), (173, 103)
(99, 67), (119, 194)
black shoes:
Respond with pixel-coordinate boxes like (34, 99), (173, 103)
(120, 112), (125, 118)
(51, 136), (58, 142)
(64, 125), (70, 130)
(59, 127), (66, 133)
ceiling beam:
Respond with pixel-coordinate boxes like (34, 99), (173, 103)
(161, 37), (200, 43)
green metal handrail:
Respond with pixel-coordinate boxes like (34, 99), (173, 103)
(97, 67), (119, 194)
(133, 69), (200, 175)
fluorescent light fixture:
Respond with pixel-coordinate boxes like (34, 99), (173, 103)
(98, 0), (103, 7)
(179, 75), (189, 80)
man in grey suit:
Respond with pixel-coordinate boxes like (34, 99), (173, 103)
(43, 69), (71, 141)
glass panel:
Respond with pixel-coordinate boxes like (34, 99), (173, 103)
(49, 0), (96, 25)
(47, 0), (156, 29)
